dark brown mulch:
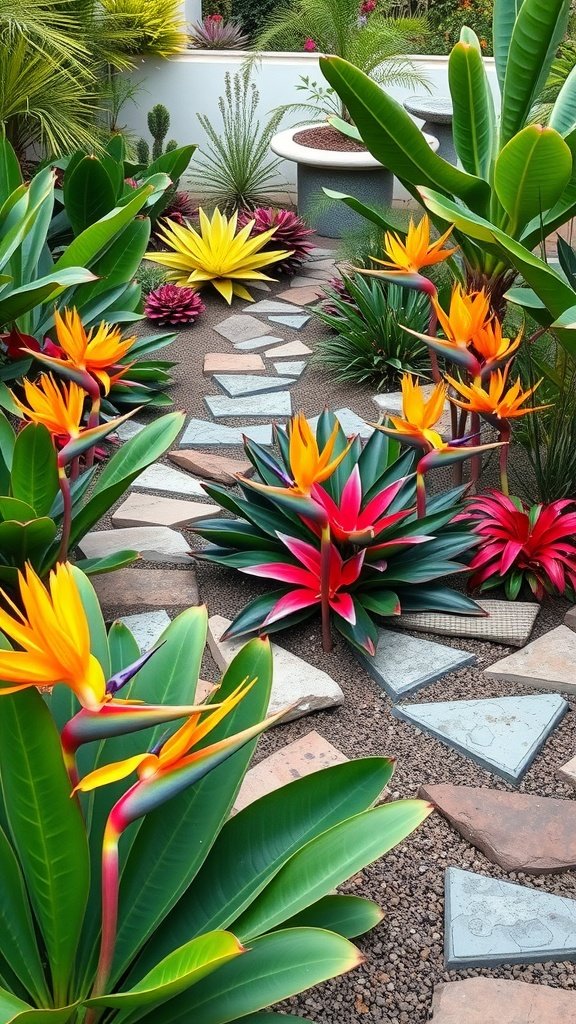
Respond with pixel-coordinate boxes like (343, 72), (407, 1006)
(293, 124), (368, 153)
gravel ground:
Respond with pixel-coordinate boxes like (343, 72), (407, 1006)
(100, 246), (576, 1023)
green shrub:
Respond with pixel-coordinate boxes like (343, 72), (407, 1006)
(203, 0), (233, 16)
(233, 0), (276, 40)
(423, 0), (493, 55)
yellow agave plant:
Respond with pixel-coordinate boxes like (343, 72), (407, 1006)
(146, 207), (292, 302)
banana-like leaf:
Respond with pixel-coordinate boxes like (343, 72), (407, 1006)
(549, 64), (576, 136)
(7, 1005), (79, 1024)
(326, 116), (362, 142)
(0, 827), (50, 1005)
(76, 551), (140, 575)
(449, 33), (495, 179)
(500, 0), (571, 144)
(319, 56), (490, 211)
(492, 0), (523, 92)
(10, 424), (59, 517)
(277, 894), (384, 939)
(107, 620), (141, 677)
(64, 156), (119, 236)
(493, 126), (572, 230)
(0, 139), (22, 205)
(54, 185), (156, 272)
(551, 304), (576, 328)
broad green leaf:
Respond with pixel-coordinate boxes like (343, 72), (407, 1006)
(64, 156), (118, 235)
(137, 929), (361, 1024)
(85, 931), (244, 1011)
(72, 220), (151, 308)
(550, 304), (576, 328)
(107, 621), (141, 676)
(277, 894), (383, 938)
(0, 988), (29, 1023)
(494, 126), (572, 230)
(0, 412), (15, 471)
(11, 424), (59, 517)
(0, 827), (50, 1004)
(0, 270), (96, 325)
(9, 1005), (79, 1024)
(76, 550), (140, 575)
(55, 185), (155, 272)
(233, 801), (432, 939)
(449, 35), (495, 179)
(493, 0), (524, 92)
(0, 689), (89, 1004)
(0, 497), (36, 522)
(394, 585), (483, 614)
(0, 518), (57, 570)
(145, 146), (196, 182)
(500, 0), (572, 144)
(71, 565), (111, 678)
(319, 56), (490, 211)
(0, 139), (22, 205)
(549, 64), (576, 136)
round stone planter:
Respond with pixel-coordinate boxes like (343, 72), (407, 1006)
(271, 124), (439, 238)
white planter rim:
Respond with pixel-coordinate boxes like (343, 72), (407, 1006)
(271, 124), (438, 169)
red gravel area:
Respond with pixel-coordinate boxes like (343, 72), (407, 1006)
(293, 124), (368, 153)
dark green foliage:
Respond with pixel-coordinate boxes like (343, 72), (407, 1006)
(138, 104), (178, 166)
(420, 0), (493, 55)
(233, 0), (276, 40)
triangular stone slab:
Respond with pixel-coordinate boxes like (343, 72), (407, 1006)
(267, 314), (310, 329)
(204, 392), (291, 419)
(213, 314), (270, 343)
(430, 977), (576, 1024)
(234, 335), (284, 351)
(273, 361), (306, 377)
(420, 783), (576, 874)
(203, 352), (266, 374)
(119, 610), (171, 652)
(445, 867), (576, 968)
(396, 599), (539, 648)
(242, 300), (304, 313)
(557, 755), (576, 789)
(277, 286), (324, 304)
(208, 614), (344, 721)
(356, 628), (475, 700)
(112, 492), (216, 528)
(168, 449), (253, 484)
(212, 374), (296, 397)
(485, 624), (576, 692)
(78, 526), (190, 564)
(264, 340), (311, 357)
(392, 694), (567, 784)
(180, 419), (272, 446)
(131, 463), (208, 497)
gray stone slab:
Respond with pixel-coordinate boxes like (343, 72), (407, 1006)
(204, 392), (292, 419)
(565, 606), (576, 632)
(485, 625), (576, 693)
(396, 600), (540, 648)
(445, 867), (576, 969)
(272, 361), (306, 377)
(310, 408), (374, 440)
(267, 314), (311, 329)
(115, 419), (146, 440)
(356, 628), (475, 700)
(213, 315), (271, 343)
(78, 526), (190, 564)
(308, 247), (336, 257)
(392, 694), (568, 784)
(180, 419), (273, 446)
(208, 614), (344, 722)
(118, 610), (171, 653)
(213, 374), (296, 397)
(289, 275), (328, 288)
(112, 493), (216, 529)
(131, 463), (208, 498)
(242, 300), (304, 313)
(234, 335), (284, 351)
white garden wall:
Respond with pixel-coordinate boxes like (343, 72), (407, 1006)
(123, 51), (499, 202)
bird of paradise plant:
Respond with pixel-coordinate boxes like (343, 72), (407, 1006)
(193, 410), (482, 654)
(0, 562), (432, 1021)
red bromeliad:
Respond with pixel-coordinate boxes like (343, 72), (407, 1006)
(459, 491), (576, 600)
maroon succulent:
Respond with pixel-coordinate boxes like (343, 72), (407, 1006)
(162, 190), (195, 226)
(144, 284), (205, 327)
(321, 275), (360, 316)
(237, 207), (314, 275)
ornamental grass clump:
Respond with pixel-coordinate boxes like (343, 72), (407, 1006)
(192, 409), (483, 654)
(0, 562), (431, 1022)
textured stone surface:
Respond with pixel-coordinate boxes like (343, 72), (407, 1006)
(112, 493), (216, 528)
(277, 285), (325, 304)
(357, 628), (475, 700)
(485, 625), (576, 692)
(556, 755), (576, 789)
(131, 463), (208, 497)
(565, 605), (576, 632)
(267, 314), (311, 329)
(118, 610), (171, 652)
(420, 783), (576, 874)
(396, 600), (540, 648)
(309, 408), (373, 439)
(203, 352), (266, 375)
(445, 867), (576, 968)
(289, 275), (326, 288)
(208, 614), (344, 721)
(78, 526), (190, 564)
(430, 977), (576, 1024)
(92, 568), (199, 612)
(180, 419), (272, 446)
(234, 335), (284, 351)
(242, 300), (304, 313)
(168, 449), (253, 484)
(204, 392), (292, 419)
(272, 360), (306, 377)
(264, 340), (312, 357)
(213, 314), (270, 343)
(392, 694), (568, 784)
(116, 419), (146, 440)
(234, 731), (348, 812)
(213, 373), (296, 397)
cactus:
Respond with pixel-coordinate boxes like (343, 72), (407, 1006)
(136, 137), (150, 165)
(137, 104), (179, 164)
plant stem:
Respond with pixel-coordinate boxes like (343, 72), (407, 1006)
(499, 421), (511, 495)
(320, 521), (332, 653)
(57, 467), (72, 564)
(88, 820), (120, 1015)
(416, 467), (427, 517)
(85, 392), (101, 469)
(469, 412), (481, 492)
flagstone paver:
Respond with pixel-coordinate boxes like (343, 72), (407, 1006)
(303, 258), (337, 270)
(420, 783), (576, 874)
(118, 610), (171, 652)
(556, 755), (576, 789)
(233, 731), (348, 812)
(208, 614), (344, 721)
(234, 335), (284, 351)
(356, 628), (475, 700)
(430, 977), (576, 1024)
(204, 392), (292, 419)
(272, 361), (306, 377)
(391, 694), (568, 784)
(131, 463), (209, 497)
(309, 408), (374, 439)
(264, 340), (312, 357)
(243, 300), (305, 313)
(180, 419), (273, 446)
(289, 275), (329, 288)
(485, 624), (576, 693)
(92, 568), (199, 612)
(396, 600), (540, 648)
(213, 374), (296, 397)
(168, 449), (253, 484)
(565, 606), (576, 631)
(267, 314), (311, 329)
(78, 526), (191, 564)
(277, 285), (324, 304)
(308, 247), (336, 257)
(203, 352), (266, 375)
(116, 419), (146, 440)
(213, 315), (271, 343)
(445, 867), (576, 968)
(112, 493), (216, 529)
(298, 267), (335, 281)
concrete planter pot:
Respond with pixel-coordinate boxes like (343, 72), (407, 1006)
(270, 124), (439, 238)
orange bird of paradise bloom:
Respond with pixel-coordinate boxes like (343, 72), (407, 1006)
(30, 308), (137, 395)
(11, 374), (87, 447)
(445, 365), (549, 424)
(373, 215), (457, 276)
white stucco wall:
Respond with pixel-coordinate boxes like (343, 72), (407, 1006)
(123, 51), (499, 201)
